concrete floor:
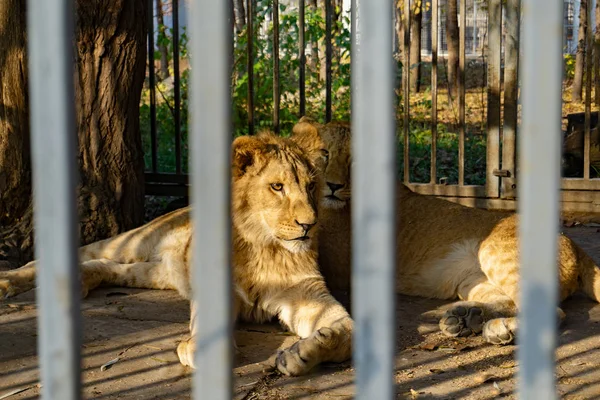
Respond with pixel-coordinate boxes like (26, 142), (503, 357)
(2, 225), (600, 399)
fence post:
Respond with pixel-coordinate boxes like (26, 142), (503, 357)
(27, 0), (81, 398)
(189, 1), (233, 398)
(518, 0), (562, 398)
(351, 0), (396, 398)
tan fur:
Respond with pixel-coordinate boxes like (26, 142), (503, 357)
(293, 118), (600, 345)
(0, 131), (353, 376)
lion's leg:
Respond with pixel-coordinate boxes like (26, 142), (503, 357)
(440, 272), (517, 345)
(0, 259), (173, 299)
(177, 296), (241, 369)
(77, 259), (177, 298)
(0, 261), (37, 298)
(267, 278), (353, 376)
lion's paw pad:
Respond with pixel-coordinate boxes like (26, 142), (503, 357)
(440, 303), (484, 337)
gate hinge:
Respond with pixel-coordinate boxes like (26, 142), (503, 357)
(493, 169), (511, 178)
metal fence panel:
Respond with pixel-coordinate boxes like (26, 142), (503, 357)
(351, 0), (396, 398)
(27, 0), (82, 398)
(189, 1), (233, 398)
(517, 0), (562, 398)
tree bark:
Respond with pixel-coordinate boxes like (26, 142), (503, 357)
(573, 0), (588, 102)
(233, 0), (246, 34)
(595, 0), (600, 106)
(0, 1), (32, 268)
(74, 0), (147, 243)
(409, 0), (423, 92)
(156, 0), (170, 80)
(594, 1), (600, 106)
(0, 0), (147, 268)
(446, 0), (459, 98)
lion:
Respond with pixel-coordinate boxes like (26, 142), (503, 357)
(292, 117), (600, 345)
(0, 131), (353, 376)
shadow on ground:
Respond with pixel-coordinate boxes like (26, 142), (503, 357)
(2, 226), (600, 399)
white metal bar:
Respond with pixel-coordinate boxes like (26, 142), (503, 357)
(518, 0), (562, 398)
(27, 0), (81, 399)
(189, 1), (232, 399)
(351, 0), (395, 398)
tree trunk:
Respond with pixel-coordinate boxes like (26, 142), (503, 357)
(594, 1), (600, 106)
(74, 0), (147, 243)
(409, 0), (423, 92)
(0, 1), (32, 268)
(446, 0), (459, 98)
(233, 0), (246, 34)
(156, 0), (170, 80)
(308, 0), (319, 72)
(595, 0), (600, 106)
(331, 0), (344, 65)
(573, 0), (588, 102)
(0, 0), (147, 268)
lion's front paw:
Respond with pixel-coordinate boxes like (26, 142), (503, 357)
(177, 337), (197, 368)
(440, 301), (485, 337)
(482, 317), (516, 345)
(0, 278), (19, 299)
(276, 340), (313, 376)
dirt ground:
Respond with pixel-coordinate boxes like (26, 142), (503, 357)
(2, 225), (600, 399)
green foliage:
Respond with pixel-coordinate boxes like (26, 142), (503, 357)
(564, 53), (576, 81)
(139, 6), (486, 186)
(397, 124), (487, 185)
(231, 0), (352, 136)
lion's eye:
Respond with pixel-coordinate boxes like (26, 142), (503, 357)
(321, 149), (329, 161)
(307, 182), (316, 191)
(271, 183), (283, 191)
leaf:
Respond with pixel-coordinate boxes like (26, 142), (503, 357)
(100, 357), (121, 372)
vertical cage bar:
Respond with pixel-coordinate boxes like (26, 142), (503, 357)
(351, 0), (396, 398)
(502, 0), (520, 197)
(273, 0), (280, 132)
(585, 0), (592, 180)
(486, 0), (502, 197)
(27, 0), (81, 398)
(326, 0), (333, 122)
(299, 0), (306, 116)
(148, 0), (158, 173)
(517, 0), (561, 397)
(247, 0), (255, 135)
(458, 0), (466, 186)
(430, 0), (438, 184)
(189, 1), (232, 399)
(173, 0), (182, 174)
(403, 0), (410, 183)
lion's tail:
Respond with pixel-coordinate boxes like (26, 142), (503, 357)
(579, 247), (600, 303)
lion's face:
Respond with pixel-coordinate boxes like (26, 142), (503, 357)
(231, 132), (321, 253)
(292, 119), (352, 210)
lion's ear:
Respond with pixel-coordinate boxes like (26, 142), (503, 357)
(290, 117), (325, 167)
(232, 136), (262, 178)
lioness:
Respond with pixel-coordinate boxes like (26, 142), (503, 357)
(0, 132), (353, 376)
(292, 117), (600, 345)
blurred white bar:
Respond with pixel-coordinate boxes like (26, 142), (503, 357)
(189, 1), (232, 399)
(517, 0), (562, 398)
(351, 0), (396, 398)
(27, 0), (81, 399)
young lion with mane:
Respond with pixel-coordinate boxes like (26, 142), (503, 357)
(0, 132), (353, 376)
(292, 117), (600, 346)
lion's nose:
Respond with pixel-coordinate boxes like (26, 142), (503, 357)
(327, 182), (344, 194)
(295, 220), (316, 233)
